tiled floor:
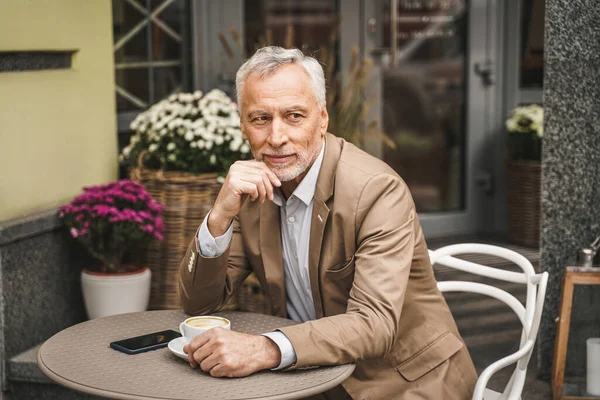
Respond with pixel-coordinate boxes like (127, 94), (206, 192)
(429, 235), (552, 400)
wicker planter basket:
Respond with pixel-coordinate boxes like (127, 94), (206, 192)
(505, 159), (541, 248)
(130, 167), (270, 313)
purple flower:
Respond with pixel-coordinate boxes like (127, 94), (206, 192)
(141, 224), (155, 233)
(148, 200), (164, 213)
(92, 205), (117, 217)
(60, 179), (165, 267)
(139, 211), (153, 220)
(155, 217), (165, 232)
(123, 193), (137, 203)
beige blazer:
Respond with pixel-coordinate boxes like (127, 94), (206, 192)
(179, 133), (477, 399)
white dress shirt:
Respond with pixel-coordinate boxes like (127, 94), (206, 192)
(197, 143), (325, 369)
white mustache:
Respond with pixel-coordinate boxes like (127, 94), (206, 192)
(259, 149), (294, 157)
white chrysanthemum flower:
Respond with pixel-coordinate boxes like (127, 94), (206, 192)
(169, 94), (177, 102)
(217, 175), (225, 184)
(122, 146), (131, 156)
(177, 127), (185, 135)
(215, 136), (224, 145)
(167, 142), (176, 151)
(240, 143), (250, 154)
(507, 118), (520, 132)
(168, 154), (177, 161)
(197, 140), (205, 149)
(202, 131), (215, 141)
(210, 155), (217, 165)
(193, 90), (203, 100)
(160, 128), (167, 136)
(229, 140), (241, 152)
(190, 141), (197, 148)
(185, 132), (194, 141)
(149, 144), (159, 152)
(205, 141), (213, 150)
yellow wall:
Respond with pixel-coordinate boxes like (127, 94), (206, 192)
(0, 0), (117, 221)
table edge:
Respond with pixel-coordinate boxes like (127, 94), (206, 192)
(38, 340), (356, 400)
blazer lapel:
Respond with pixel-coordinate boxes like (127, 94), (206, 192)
(259, 201), (287, 318)
(308, 133), (342, 319)
(308, 199), (329, 319)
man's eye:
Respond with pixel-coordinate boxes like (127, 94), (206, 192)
(288, 113), (303, 120)
(253, 116), (269, 122)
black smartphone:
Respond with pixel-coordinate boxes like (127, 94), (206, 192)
(110, 329), (181, 355)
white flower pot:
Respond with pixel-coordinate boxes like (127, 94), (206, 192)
(81, 267), (151, 319)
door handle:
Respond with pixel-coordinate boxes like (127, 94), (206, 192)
(474, 61), (494, 86)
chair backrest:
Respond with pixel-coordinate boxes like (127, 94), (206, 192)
(429, 244), (548, 400)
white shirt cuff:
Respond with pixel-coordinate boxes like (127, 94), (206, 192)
(197, 210), (233, 257)
(261, 331), (297, 370)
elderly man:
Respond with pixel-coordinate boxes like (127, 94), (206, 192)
(179, 46), (477, 399)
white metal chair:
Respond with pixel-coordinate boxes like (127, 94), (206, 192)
(429, 244), (548, 400)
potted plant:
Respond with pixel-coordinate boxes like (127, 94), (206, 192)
(505, 104), (543, 247)
(58, 179), (165, 319)
(119, 89), (250, 310)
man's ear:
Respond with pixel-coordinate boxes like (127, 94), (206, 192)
(240, 122), (248, 140)
(320, 105), (329, 135)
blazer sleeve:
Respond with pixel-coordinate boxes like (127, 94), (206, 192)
(178, 216), (251, 315)
(277, 174), (415, 368)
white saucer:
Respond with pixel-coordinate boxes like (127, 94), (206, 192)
(168, 337), (190, 360)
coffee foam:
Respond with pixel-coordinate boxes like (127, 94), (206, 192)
(186, 317), (227, 328)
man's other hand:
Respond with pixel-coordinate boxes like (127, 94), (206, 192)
(183, 328), (282, 377)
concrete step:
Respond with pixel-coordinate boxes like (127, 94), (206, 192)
(6, 344), (102, 400)
(8, 345), (51, 384)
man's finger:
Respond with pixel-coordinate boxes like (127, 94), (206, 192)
(240, 161), (281, 187)
(199, 352), (221, 373)
(192, 344), (215, 370)
(208, 363), (227, 378)
(186, 334), (212, 367)
(255, 162), (281, 187)
(240, 176), (267, 204)
(234, 180), (260, 201)
(262, 174), (274, 201)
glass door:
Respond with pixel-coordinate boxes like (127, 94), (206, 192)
(341, 0), (500, 237)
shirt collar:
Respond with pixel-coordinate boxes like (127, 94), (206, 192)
(272, 141), (325, 207)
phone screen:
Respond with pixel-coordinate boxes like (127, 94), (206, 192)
(111, 329), (181, 351)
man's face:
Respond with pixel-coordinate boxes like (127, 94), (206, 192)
(239, 64), (329, 182)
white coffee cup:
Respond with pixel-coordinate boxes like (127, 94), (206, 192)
(179, 316), (231, 340)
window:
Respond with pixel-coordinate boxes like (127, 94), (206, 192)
(520, 0), (544, 88)
(112, 0), (193, 132)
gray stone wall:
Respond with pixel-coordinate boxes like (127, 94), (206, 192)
(0, 210), (88, 390)
(539, 0), (600, 378)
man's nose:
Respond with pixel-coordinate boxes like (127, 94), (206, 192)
(267, 118), (288, 147)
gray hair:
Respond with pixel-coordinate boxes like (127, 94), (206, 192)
(235, 46), (326, 111)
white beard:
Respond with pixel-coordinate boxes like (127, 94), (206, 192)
(255, 139), (322, 182)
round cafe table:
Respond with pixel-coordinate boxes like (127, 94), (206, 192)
(37, 310), (355, 400)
